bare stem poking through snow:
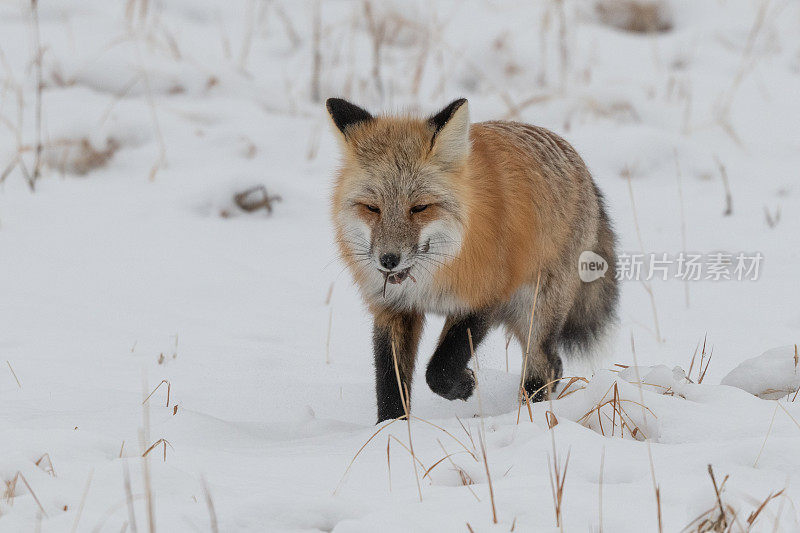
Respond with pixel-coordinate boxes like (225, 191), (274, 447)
(391, 341), (423, 502)
(624, 167), (663, 343)
(630, 333), (663, 532)
(468, 328), (498, 524)
(29, 0), (43, 189)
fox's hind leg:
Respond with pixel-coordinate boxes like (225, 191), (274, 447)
(505, 281), (573, 401)
(518, 333), (564, 402)
(426, 310), (494, 401)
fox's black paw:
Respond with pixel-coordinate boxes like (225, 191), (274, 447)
(427, 368), (475, 401)
(523, 377), (552, 402)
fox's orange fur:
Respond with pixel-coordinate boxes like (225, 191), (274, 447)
(327, 98), (618, 423)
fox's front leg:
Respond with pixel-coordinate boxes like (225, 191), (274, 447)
(373, 309), (424, 423)
(426, 311), (493, 401)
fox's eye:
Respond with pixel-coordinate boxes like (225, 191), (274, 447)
(410, 204), (428, 214)
(365, 204), (380, 213)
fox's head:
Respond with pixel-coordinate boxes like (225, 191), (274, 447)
(327, 98), (470, 299)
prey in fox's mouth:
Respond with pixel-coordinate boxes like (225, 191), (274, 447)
(381, 266), (417, 298)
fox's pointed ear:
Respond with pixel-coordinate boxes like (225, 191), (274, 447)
(326, 98), (373, 139)
(428, 98), (470, 167)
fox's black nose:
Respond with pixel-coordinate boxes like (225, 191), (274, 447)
(379, 253), (400, 270)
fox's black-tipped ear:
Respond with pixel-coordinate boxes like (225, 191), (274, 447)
(428, 98), (470, 166)
(326, 98), (373, 137)
(429, 98), (467, 135)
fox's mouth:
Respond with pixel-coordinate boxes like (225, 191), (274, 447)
(386, 267), (412, 284)
(380, 267), (416, 297)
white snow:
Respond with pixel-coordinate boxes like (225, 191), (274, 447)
(722, 346), (800, 400)
(1, 0), (799, 531)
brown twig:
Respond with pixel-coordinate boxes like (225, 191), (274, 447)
(234, 185), (281, 214)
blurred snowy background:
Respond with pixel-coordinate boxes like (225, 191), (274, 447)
(1, 0), (799, 531)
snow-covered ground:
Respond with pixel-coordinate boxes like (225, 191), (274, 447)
(1, 0), (799, 531)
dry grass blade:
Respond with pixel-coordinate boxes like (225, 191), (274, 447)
(122, 460), (138, 533)
(411, 416), (477, 461)
(422, 450), (468, 480)
(556, 376), (589, 399)
(504, 331), (512, 372)
(456, 416), (477, 452)
(698, 347), (714, 384)
(0, 154), (21, 184)
(35, 453), (55, 477)
(142, 438), (173, 462)
(387, 434), (426, 471)
(140, 429), (155, 533)
(630, 333), (663, 532)
(746, 488), (784, 528)
(775, 402), (800, 431)
(792, 345), (799, 402)
(708, 465), (727, 512)
(142, 379), (170, 407)
(133, 38), (167, 181)
(7, 360), (22, 388)
(526, 375), (587, 406)
(547, 446), (570, 530)
(386, 436), (392, 492)
(624, 169), (663, 342)
(310, 0), (322, 102)
(522, 387), (533, 422)
(392, 341), (423, 502)
(70, 470), (94, 533)
(713, 155), (733, 216)
(599, 447), (605, 533)
(201, 476), (219, 533)
(519, 270), (542, 399)
(6, 471), (48, 517)
(333, 347), (474, 496)
(325, 285), (334, 364)
(436, 439), (481, 502)
(30, 0), (43, 187)
(687, 339), (701, 381)
(469, 329), (498, 524)
(332, 417), (404, 495)
(754, 402), (779, 467)
(546, 411), (559, 429)
(674, 148), (690, 307)
(576, 380), (656, 439)
(684, 465), (736, 532)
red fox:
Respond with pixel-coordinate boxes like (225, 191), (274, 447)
(327, 98), (618, 423)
